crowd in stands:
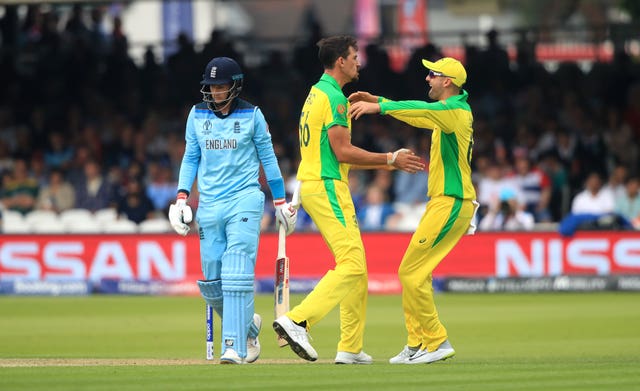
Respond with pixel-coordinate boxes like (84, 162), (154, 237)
(1, 4), (640, 233)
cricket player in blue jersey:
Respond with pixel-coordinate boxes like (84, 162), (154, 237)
(168, 57), (297, 364)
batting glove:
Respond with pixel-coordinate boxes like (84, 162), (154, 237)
(168, 194), (193, 236)
(274, 199), (297, 236)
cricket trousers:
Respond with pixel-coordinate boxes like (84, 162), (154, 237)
(196, 190), (264, 357)
(399, 196), (474, 352)
(287, 179), (368, 353)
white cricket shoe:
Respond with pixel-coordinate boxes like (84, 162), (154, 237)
(335, 351), (373, 364)
(220, 348), (244, 364)
(272, 315), (318, 361)
(408, 340), (455, 364)
(389, 345), (419, 364)
(246, 313), (261, 363)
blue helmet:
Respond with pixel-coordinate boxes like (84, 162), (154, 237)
(200, 57), (244, 112)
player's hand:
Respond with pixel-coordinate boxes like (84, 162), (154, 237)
(168, 197), (193, 236)
(349, 101), (381, 120)
(348, 91), (378, 104)
(388, 148), (425, 173)
(274, 199), (297, 236)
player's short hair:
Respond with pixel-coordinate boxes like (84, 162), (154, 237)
(317, 35), (358, 69)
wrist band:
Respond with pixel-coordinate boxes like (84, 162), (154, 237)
(177, 193), (188, 200)
(386, 152), (394, 165)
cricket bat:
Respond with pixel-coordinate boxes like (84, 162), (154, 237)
(274, 224), (290, 347)
(274, 181), (300, 347)
(205, 304), (214, 360)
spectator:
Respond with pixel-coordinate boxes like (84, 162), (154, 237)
(348, 170), (367, 212)
(145, 162), (176, 212)
(1, 158), (39, 215)
(393, 136), (429, 205)
(116, 179), (155, 224)
(476, 160), (523, 220)
(560, 172), (631, 237)
(479, 188), (535, 231)
(66, 145), (92, 187)
(602, 164), (628, 200)
(538, 151), (570, 221)
(615, 176), (640, 229)
(36, 168), (75, 212)
(571, 172), (614, 215)
(357, 185), (400, 231)
(0, 140), (14, 175)
(511, 155), (552, 222)
(73, 160), (115, 211)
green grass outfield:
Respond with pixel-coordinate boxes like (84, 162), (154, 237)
(1, 293), (639, 391)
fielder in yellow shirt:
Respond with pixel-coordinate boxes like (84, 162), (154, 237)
(273, 35), (425, 364)
(349, 57), (477, 364)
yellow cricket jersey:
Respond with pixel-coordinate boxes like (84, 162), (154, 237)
(297, 73), (351, 183)
(379, 90), (476, 200)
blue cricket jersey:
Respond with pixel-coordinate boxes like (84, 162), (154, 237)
(177, 99), (285, 204)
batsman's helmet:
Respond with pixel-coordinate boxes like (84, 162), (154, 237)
(200, 57), (244, 112)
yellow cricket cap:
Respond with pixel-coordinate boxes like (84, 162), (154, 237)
(421, 57), (467, 87)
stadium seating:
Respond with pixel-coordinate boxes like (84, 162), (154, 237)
(94, 208), (119, 225)
(102, 219), (138, 233)
(30, 219), (67, 233)
(25, 210), (60, 232)
(392, 202), (427, 232)
(138, 218), (173, 233)
(0, 207), (177, 234)
(65, 219), (104, 234)
(59, 209), (95, 226)
(1, 209), (31, 233)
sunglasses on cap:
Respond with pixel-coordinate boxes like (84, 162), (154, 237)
(428, 70), (456, 79)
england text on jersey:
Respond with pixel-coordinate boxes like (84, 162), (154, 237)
(205, 139), (238, 150)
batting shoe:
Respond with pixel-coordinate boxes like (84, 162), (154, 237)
(407, 340), (455, 364)
(246, 313), (262, 363)
(389, 345), (419, 364)
(334, 351), (373, 364)
(273, 315), (318, 361)
(220, 348), (244, 365)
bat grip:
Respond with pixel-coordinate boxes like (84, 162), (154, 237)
(277, 224), (286, 258)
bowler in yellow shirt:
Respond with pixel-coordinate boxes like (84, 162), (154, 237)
(273, 35), (424, 364)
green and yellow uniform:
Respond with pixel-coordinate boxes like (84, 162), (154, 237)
(380, 91), (476, 352)
(290, 73), (368, 354)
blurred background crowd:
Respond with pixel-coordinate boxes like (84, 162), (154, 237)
(1, 1), (640, 234)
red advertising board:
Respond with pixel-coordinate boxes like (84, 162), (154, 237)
(2, 232), (640, 283)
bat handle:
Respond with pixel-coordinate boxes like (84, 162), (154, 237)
(277, 223), (286, 256)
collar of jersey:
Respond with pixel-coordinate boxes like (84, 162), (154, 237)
(445, 89), (469, 104)
(319, 73), (341, 91)
(212, 99), (239, 119)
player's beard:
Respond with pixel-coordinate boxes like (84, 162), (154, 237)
(427, 84), (440, 100)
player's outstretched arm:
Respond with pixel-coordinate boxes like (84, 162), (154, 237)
(329, 126), (424, 174)
(347, 91), (379, 104)
(348, 101), (381, 120)
(389, 149), (425, 173)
